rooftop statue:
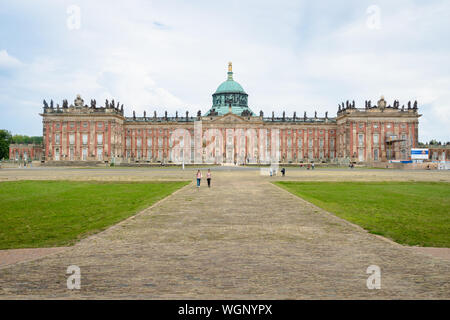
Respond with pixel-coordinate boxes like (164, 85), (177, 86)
(74, 94), (84, 107)
(43, 99), (49, 108)
(377, 96), (386, 109)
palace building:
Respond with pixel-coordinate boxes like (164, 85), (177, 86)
(38, 63), (421, 165)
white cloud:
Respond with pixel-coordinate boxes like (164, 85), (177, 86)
(0, 0), (449, 142)
(0, 50), (22, 69)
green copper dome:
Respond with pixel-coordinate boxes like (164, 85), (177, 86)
(215, 79), (246, 94)
(206, 62), (254, 117)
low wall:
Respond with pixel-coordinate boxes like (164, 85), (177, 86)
(370, 161), (438, 170)
(42, 161), (105, 167)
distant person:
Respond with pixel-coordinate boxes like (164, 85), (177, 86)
(269, 168), (273, 176)
(207, 169), (212, 188)
(196, 170), (202, 188)
(281, 167), (286, 176)
(311, 162), (315, 170)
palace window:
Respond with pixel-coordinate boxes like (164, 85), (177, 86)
(126, 138), (131, 147)
(308, 139), (313, 148)
(373, 134), (379, 145)
(97, 133), (103, 145)
(374, 149), (379, 161)
(82, 134), (88, 145)
(387, 123), (391, 129)
(70, 122), (75, 129)
(373, 123), (378, 129)
(319, 138), (324, 148)
(320, 130), (323, 135)
(137, 138), (142, 147)
(55, 134), (60, 144)
(56, 123), (60, 129)
(359, 123), (363, 129)
(98, 122), (103, 128)
(69, 134), (75, 145)
(97, 147), (103, 160)
(298, 139), (302, 148)
(287, 138), (291, 148)
(83, 122), (88, 128)
(147, 139), (152, 147)
(358, 134), (364, 146)
(330, 139), (335, 148)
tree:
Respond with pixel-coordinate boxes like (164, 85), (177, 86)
(11, 135), (43, 144)
(0, 129), (12, 160)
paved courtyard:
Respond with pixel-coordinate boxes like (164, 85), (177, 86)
(0, 167), (449, 299)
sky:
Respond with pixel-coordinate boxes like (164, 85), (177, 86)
(0, 0), (449, 142)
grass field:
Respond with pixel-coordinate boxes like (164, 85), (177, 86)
(0, 180), (189, 249)
(276, 181), (450, 247)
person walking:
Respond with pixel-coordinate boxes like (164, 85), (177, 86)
(196, 170), (202, 188)
(207, 169), (212, 188)
(281, 167), (286, 176)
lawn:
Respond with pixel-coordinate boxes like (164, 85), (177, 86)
(275, 181), (450, 247)
(0, 180), (189, 249)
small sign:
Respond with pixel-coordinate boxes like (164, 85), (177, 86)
(411, 148), (429, 160)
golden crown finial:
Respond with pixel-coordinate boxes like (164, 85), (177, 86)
(228, 62), (232, 72)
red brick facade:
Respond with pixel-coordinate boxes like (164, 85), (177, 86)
(39, 95), (421, 164)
